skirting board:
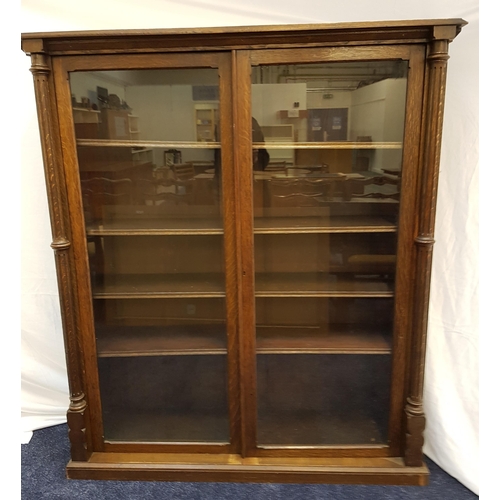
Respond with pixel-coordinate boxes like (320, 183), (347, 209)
(67, 454), (429, 485)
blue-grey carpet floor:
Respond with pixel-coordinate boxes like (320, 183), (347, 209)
(22, 424), (477, 499)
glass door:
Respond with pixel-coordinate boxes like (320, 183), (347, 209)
(246, 50), (417, 453)
(67, 56), (237, 447)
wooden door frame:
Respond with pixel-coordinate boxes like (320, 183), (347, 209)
(52, 51), (241, 455)
(234, 44), (426, 458)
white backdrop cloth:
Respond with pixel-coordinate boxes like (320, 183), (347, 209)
(19, 0), (479, 494)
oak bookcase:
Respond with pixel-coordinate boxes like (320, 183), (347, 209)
(22, 19), (465, 484)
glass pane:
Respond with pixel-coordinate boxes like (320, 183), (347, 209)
(251, 60), (407, 446)
(257, 355), (391, 445)
(99, 356), (228, 442)
(70, 68), (229, 443)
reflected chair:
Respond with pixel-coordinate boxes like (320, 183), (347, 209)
(342, 171), (401, 201)
(170, 162), (197, 202)
(268, 178), (327, 207)
(135, 177), (192, 206)
(172, 162), (196, 181)
(264, 161), (287, 173)
(81, 177), (134, 222)
(80, 176), (134, 292)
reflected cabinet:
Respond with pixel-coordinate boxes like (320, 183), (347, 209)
(22, 19), (465, 484)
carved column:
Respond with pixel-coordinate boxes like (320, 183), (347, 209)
(29, 52), (89, 461)
(404, 28), (456, 466)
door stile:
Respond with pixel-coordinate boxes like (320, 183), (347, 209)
(218, 53), (242, 453)
(386, 45), (426, 455)
(232, 49), (259, 457)
(52, 56), (104, 455)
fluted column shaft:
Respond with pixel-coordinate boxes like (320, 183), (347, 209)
(404, 36), (452, 467)
(29, 52), (89, 461)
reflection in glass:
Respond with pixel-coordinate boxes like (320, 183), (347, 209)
(70, 69), (222, 228)
(252, 61), (408, 446)
(70, 69), (229, 443)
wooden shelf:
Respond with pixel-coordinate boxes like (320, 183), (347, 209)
(77, 139), (221, 149)
(86, 218), (224, 236)
(92, 274), (226, 299)
(255, 273), (394, 297)
(253, 141), (402, 150)
(96, 325), (227, 357)
(257, 413), (386, 446)
(86, 216), (395, 236)
(100, 410), (385, 445)
(101, 411), (230, 444)
(92, 273), (392, 299)
(76, 139), (399, 150)
(254, 216), (397, 234)
(256, 326), (391, 354)
(96, 324), (391, 357)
